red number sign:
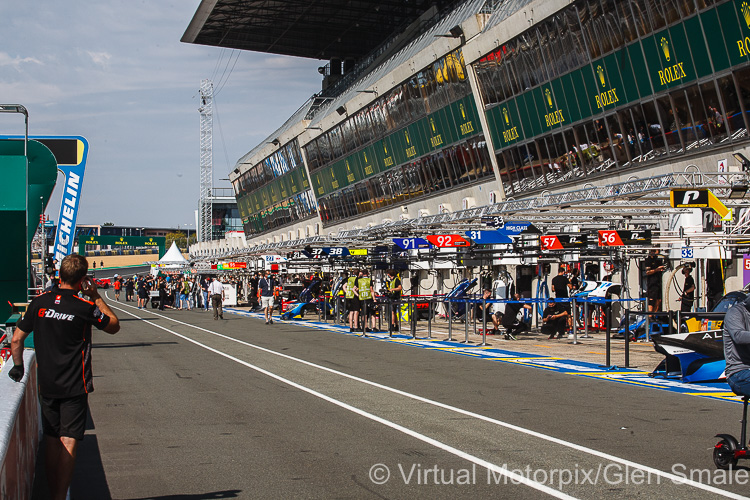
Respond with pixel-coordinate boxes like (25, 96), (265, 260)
(540, 235), (563, 251)
(598, 230), (624, 247)
(426, 234), (469, 247)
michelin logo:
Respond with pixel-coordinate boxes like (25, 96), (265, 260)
(54, 171), (82, 262)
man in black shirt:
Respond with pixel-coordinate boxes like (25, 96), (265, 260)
(552, 267), (573, 330)
(551, 267), (571, 299)
(9, 254), (119, 500)
(679, 265), (696, 313)
(542, 300), (569, 339)
(501, 292), (532, 340)
(645, 249), (666, 312)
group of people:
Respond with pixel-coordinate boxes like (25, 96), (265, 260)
(133, 274), (227, 320)
(474, 266), (577, 341)
(343, 269), (402, 333)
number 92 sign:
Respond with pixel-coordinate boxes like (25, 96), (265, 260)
(426, 234), (469, 247)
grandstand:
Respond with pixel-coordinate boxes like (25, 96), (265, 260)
(184, 0), (750, 255)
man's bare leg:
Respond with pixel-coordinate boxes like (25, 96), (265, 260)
(45, 435), (78, 500)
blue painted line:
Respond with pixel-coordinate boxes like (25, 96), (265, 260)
(224, 308), (738, 404)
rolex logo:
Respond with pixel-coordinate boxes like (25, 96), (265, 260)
(405, 131), (410, 144)
(431, 118), (436, 133)
(383, 143), (388, 155)
(460, 103), (466, 120)
(346, 161), (351, 172)
(503, 107), (509, 126)
(597, 65), (605, 87)
(743, 1), (750, 29)
(120, 237), (124, 241)
(363, 152), (368, 163)
(660, 37), (670, 62)
(545, 88), (553, 108)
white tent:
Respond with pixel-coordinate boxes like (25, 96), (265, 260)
(150, 242), (190, 275)
(159, 242), (189, 264)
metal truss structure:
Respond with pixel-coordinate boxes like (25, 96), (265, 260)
(198, 79), (214, 242)
(194, 170), (750, 260)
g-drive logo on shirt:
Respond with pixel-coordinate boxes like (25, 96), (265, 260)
(38, 308), (75, 321)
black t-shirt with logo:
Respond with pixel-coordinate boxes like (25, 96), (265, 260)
(17, 288), (110, 398)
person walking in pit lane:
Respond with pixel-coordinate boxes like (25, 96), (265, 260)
(113, 275), (122, 301)
(208, 276), (225, 320)
(179, 277), (192, 310)
(137, 277), (149, 309)
(258, 270), (276, 324)
(8, 254), (120, 500)
(201, 276), (210, 312)
(125, 277), (134, 302)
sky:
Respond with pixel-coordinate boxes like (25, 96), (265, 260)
(1, 1), (323, 230)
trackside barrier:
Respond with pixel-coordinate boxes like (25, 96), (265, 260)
(0, 350), (40, 499)
(572, 297), (645, 368)
(305, 294), (650, 365)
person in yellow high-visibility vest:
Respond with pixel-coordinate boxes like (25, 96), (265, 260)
(344, 269), (360, 332)
(386, 269), (403, 332)
(357, 269), (377, 332)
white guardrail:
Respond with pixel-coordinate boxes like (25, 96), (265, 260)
(0, 351), (40, 499)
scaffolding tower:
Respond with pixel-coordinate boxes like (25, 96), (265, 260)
(198, 79), (214, 242)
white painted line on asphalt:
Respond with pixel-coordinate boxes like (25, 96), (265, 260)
(109, 300), (748, 500)
(111, 304), (576, 499)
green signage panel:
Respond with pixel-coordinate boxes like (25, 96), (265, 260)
(719, 0), (750, 68)
(701, 7), (731, 72)
(360, 145), (378, 177)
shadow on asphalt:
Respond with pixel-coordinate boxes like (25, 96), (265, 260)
(92, 342), (179, 349)
(124, 491), (242, 499)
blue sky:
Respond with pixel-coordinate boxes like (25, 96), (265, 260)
(0, 0), (322, 229)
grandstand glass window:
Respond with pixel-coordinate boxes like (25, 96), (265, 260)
(407, 77), (426, 121)
(317, 134), (333, 166)
(617, 106), (641, 165)
(353, 108), (373, 145)
(340, 114), (358, 151)
(656, 94), (684, 153)
(329, 126), (345, 161)
(717, 74), (746, 137)
(733, 67), (750, 134)
(304, 141), (320, 172)
(696, 0), (716, 9)
(590, 0), (613, 56)
(544, 17), (567, 79)
(628, 0), (652, 37)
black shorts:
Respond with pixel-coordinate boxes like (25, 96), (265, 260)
(346, 297), (360, 311)
(360, 299), (375, 315)
(41, 394), (89, 440)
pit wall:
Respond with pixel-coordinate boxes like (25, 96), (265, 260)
(0, 351), (40, 499)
